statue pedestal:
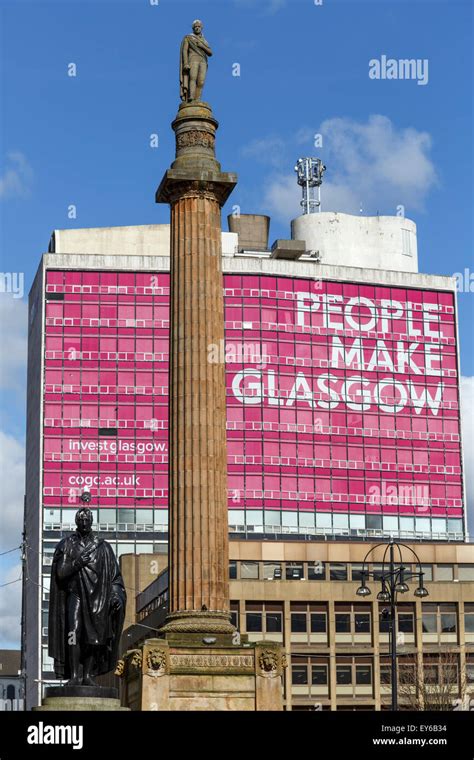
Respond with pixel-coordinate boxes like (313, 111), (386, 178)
(33, 685), (130, 711)
(120, 638), (286, 711)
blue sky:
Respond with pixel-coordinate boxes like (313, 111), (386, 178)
(0, 0), (473, 647)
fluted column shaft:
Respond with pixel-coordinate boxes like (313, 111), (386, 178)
(156, 100), (237, 634)
(168, 190), (229, 615)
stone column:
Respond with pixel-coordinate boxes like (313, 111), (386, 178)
(156, 101), (237, 634)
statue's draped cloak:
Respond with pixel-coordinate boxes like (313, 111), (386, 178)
(180, 34), (208, 101)
(48, 532), (126, 678)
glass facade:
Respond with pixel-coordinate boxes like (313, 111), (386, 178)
(41, 269), (464, 540)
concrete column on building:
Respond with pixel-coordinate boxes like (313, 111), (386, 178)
(328, 600), (337, 710)
(283, 599), (292, 710)
(156, 100), (237, 634)
(458, 601), (467, 705)
(415, 598), (424, 709)
(373, 600), (381, 710)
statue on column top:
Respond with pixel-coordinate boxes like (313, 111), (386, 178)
(180, 20), (213, 103)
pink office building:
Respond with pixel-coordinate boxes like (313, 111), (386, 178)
(24, 215), (467, 706)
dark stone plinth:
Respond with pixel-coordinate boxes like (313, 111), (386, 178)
(44, 685), (118, 700)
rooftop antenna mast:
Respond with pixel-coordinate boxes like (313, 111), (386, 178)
(295, 157), (326, 214)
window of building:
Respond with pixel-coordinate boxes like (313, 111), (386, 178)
(351, 564), (365, 582)
(246, 612), (261, 632)
(335, 604), (371, 635)
(263, 562), (281, 580)
(312, 665), (328, 685)
(420, 564), (433, 582)
(398, 613), (414, 634)
(399, 517), (414, 534)
(246, 602), (262, 632)
(230, 601), (239, 630)
(330, 563), (347, 581)
(286, 562), (304, 580)
(398, 660), (416, 684)
(422, 604), (438, 633)
(354, 613), (371, 633)
(458, 565), (474, 581)
(380, 665), (391, 684)
(135, 510), (153, 525)
(355, 665), (372, 685)
(466, 656), (474, 684)
(372, 564), (385, 582)
(448, 519), (463, 535)
(291, 613), (307, 633)
(423, 664), (438, 684)
(266, 613), (282, 633)
(366, 515), (382, 531)
(379, 608), (391, 633)
(229, 560), (237, 580)
(440, 604), (457, 633)
(245, 603), (282, 634)
(422, 603), (457, 635)
(335, 613), (351, 633)
(336, 666), (352, 685)
(383, 516), (399, 532)
(349, 514), (366, 532)
(292, 666), (308, 685)
(464, 603), (474, 633)
(241, 562), (259, 580)
(308, 561), (326, 580)
(397, 604), (415, 634)
(291, 657), (329, 688)
(118, 509), (135, 526)
(435, 564), (454, 582)
(311, 612), (327, 633)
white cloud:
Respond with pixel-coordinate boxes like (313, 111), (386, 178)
(0, 563), (22, 647)
(263, 172), (300, 220)
(262, 115), (438, 222)
(318, 115), (437, 214)
(0, 152), (34, 200)
(0, 298), (27, 390)
(0, 432), (25, 554)
(460, 376), (474, 539)
(241, 135), (287, 168)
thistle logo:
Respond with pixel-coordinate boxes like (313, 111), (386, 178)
(27, 722), (83, 750)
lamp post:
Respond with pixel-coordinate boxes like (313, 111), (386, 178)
(355, 539), (429, 711)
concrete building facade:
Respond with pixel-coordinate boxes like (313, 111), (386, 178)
(24, 215), (468, 707)
(121, 540), (474, 710)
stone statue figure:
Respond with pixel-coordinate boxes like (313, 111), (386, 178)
(48, 508), (126, 687)
(180, 19), (212, 102)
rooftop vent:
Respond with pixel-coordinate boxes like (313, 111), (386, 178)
(227, 214), (270, 252)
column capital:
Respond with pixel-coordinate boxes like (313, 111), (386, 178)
(155, 169), (237, 207)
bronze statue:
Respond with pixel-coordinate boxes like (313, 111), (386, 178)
(180, 20), (212, 102)
(48, 508), (126, 687)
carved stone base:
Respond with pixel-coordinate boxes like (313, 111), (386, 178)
(120, 638), (286, 711)
(159, 610), (236, 635)
(44, 685), (118, 700)
(33, 695), (129, 712)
